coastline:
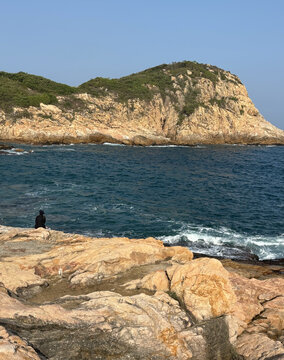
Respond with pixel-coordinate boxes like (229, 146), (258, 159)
(0, 225), (283, 359)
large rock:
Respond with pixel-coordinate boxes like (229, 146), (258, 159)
(0, 287), (242, 360)
(0, 226), (193, 294)
(229, 273), (284, 332)
(234, 333), (284, 360)
(168, 258), (237, 321)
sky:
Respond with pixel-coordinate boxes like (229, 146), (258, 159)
(1, 0), (283, 129)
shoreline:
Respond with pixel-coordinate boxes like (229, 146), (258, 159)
(192, 251), (284, 267)
(0, 225), (283, 359)
(1, 139), (284, 147)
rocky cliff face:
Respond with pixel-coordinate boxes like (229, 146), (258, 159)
(0, 62), (283, 145)
(0, 226), (283, 359)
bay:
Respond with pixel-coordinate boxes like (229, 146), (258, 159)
(0, 143), (283, 260)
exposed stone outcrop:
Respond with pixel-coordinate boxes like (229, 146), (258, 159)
(0, 225), (283, 359)
(0, 226), (193, 293)
(0, 325), (41, 360)
(167, 258), (237, 321)
(0, 64), (283, 145)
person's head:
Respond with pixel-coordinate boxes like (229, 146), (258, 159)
(39, 210), (44, 215)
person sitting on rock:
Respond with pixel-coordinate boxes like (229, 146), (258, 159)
(35, 210), (46, 229)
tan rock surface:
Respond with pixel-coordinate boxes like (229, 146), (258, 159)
(229, 273), (284, 332)
(234, 333), (284, 360)
(0, 226), (192, 294)
(0, 326), (41, 360)
(221, 258), (283, 279)
(1, 69), (283, 145)
(0, 286), (240, 360)
(1, 225), (284, 359)
(168, 258), (237, 321)
(124, 269), (170, 292)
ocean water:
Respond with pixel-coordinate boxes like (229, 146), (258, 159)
(0, 143), (283, 260)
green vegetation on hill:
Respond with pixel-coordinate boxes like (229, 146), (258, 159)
(78, 61), (227, 103)
(0, 71), (75, 112)
(0, 61), (241, 117)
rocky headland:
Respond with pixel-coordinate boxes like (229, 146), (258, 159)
(0, 225), (283, 359)
(0, 61), (284, 146)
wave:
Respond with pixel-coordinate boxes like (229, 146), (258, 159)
(0, 149), (31, 156)
(57, 148), (76, 152)
(158, 224), (284, 260)
(103, 142), (126, 146)
(146, 145), (207, 148)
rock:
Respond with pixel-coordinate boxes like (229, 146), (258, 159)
(0, 261), (48, 295)
(168, 246), (194, 264)
(0, 287), (243, 360)
(229, 273), (284, 333)
(0, 226), (192, 294)
(234, 333), (284, 360)
(1, 225), (283, 359)
(0, 287), (192, 359)
(168, 258), (237, 321)
(0, 144), (12, 150)
(0, 326), (41, 360)
(221, 258), (282, 279)
(124, 269), (170, 291)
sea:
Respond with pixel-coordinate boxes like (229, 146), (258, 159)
(0, 143), (283, 261)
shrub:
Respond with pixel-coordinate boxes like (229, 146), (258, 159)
(209, 97), (226, 108)
(0, 72), (73, 112)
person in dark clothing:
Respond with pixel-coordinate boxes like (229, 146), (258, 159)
(35, 210), (46, 229)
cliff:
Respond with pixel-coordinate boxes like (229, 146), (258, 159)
(0, 225), (283, 359)
(0, 61), (283, 145)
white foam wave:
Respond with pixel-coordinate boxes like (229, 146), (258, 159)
(159, 224), (284, 260)
(57, 148), (76, 152)
(103, 142), (126, 146)
(147, 145), (184, 148)
(0, 149), (30, 156)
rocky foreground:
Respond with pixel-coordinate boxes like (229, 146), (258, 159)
(0, 226), (283, 359)
(1, 62), (284, 146)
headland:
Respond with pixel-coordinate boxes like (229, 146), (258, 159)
(0, 61), (284, 146)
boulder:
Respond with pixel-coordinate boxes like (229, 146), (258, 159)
(168, 258), (237, 321)
(234, 333), (284, 360)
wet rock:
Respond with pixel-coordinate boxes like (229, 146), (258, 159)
(0, 144), (12, 150)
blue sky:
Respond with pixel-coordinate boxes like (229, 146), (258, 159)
(1, 0), (283, 129)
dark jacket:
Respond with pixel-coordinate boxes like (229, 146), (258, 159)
(35, 214), (46, 229)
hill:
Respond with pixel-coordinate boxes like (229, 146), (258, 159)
(0, 61), (283, 145)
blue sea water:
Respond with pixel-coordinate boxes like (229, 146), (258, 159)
(0, 143), (283, 260)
